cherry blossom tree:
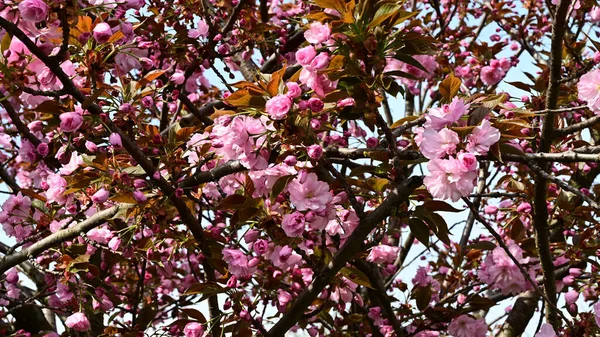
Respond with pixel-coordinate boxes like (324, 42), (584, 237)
(1, 0), (600, 336)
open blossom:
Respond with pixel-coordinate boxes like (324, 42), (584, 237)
(296, 46), (317, 66)
(419, 127), (460, 159)
(0, 192), (31, 225)
(281, 212), (306, 237)
(188, 19), (209, 38)
(424, 156), (477, 202)
(184, 322), (205, 337)
(535, 323), (557, 337)
(222, 248), (257, 277)
(578, 69), (600, 114)
(367, 245), (399, 264)
(268, 245), (302, 270)
(594, 302), (600, 328)
(425, 97), (468, 130)
(46, 173), (68, 204)
(466, 119), (501, 155)
(478, 242), (535, 295)
(287, 172), (332, 212)
(304, 22), (331, 44)
(18, 0), (49, 23)
(480, 58), (510, 85)
(266, 94), (292, 120)
(65, 312), (91, 332)
(448, 315), (487, 337)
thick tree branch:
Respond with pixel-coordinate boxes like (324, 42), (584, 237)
(534, 0), (572, 328)
(0, 205), (124, 275)
(180, 160), (245, 188)
(497, 291), (539, 337)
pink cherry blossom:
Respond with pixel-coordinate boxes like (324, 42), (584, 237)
(424, 156), (477, 202)
(594, 302), (600, 328)
(46, 173), (69, 204)
(448, 315), (487, 337)
(265, 94), (292, 120)
(304, 22), (331, 44)
(366, 245), (399, 264)
(281, 212), (306, 237)
(419, 127), (460, 159)
(267, 245), (302, 270)
(18, 0), (49, 23)
(287, 172), (332, 212)
(184, 322), (205, 337)
(296, 46), (317, 66)
(478, 242), (535, 295)
(591, 6), (600, 22)
(466, 119), (501, 155)
(109, 133), (123, 148)
(222, 248), (257, 277)
(578, 69), (600, 114)
(92, 188), (110, 203)
(65, 312), (91, 332)
(425, 97), (469, 130)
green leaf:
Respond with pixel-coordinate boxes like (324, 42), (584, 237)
(339, 267), (373, 289)
(368, 3), (401, 29)
(1, 33), (11, 55)
(270, 175), (294, 202)
(121, 165), (146, 176)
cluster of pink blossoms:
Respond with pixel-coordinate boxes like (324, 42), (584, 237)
(296, 22), (337, 97)
(478, 241), (536, 295)
(447, 315), (487, 337)
(0, 192), (33, 240)
(416, 97), (500, 201)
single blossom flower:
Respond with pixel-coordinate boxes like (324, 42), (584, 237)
(578, 69), (600, 114)
(304, 22), (331, 44)
(109, 133), (123, 148)
(92, 188), (110, 203)
(265, 94), (292, 120)
(281, 212), (306, 237)
(424, 156), (477, 202)
(287, 172), (332, 212)
(184, 322), (205, 337)
(367, 245), (399, 264)
(65, 312), (91, 332)
(59, 112), (84, 133)
(466, 119), (501, 155)
(18, 0), (49, 23)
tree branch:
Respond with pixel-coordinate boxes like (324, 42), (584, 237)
(534, 0), (572, 328)
(0, 205), (124, 275)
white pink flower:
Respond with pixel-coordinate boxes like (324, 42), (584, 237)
(578, 69), (600, 114)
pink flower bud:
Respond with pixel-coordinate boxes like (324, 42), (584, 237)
(109, 133), (122, 148)
(92, 188), (110, 203)
(133, 190), (147, 203)
(93, 23), (113, 44)
(307, 144), (323, 160)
